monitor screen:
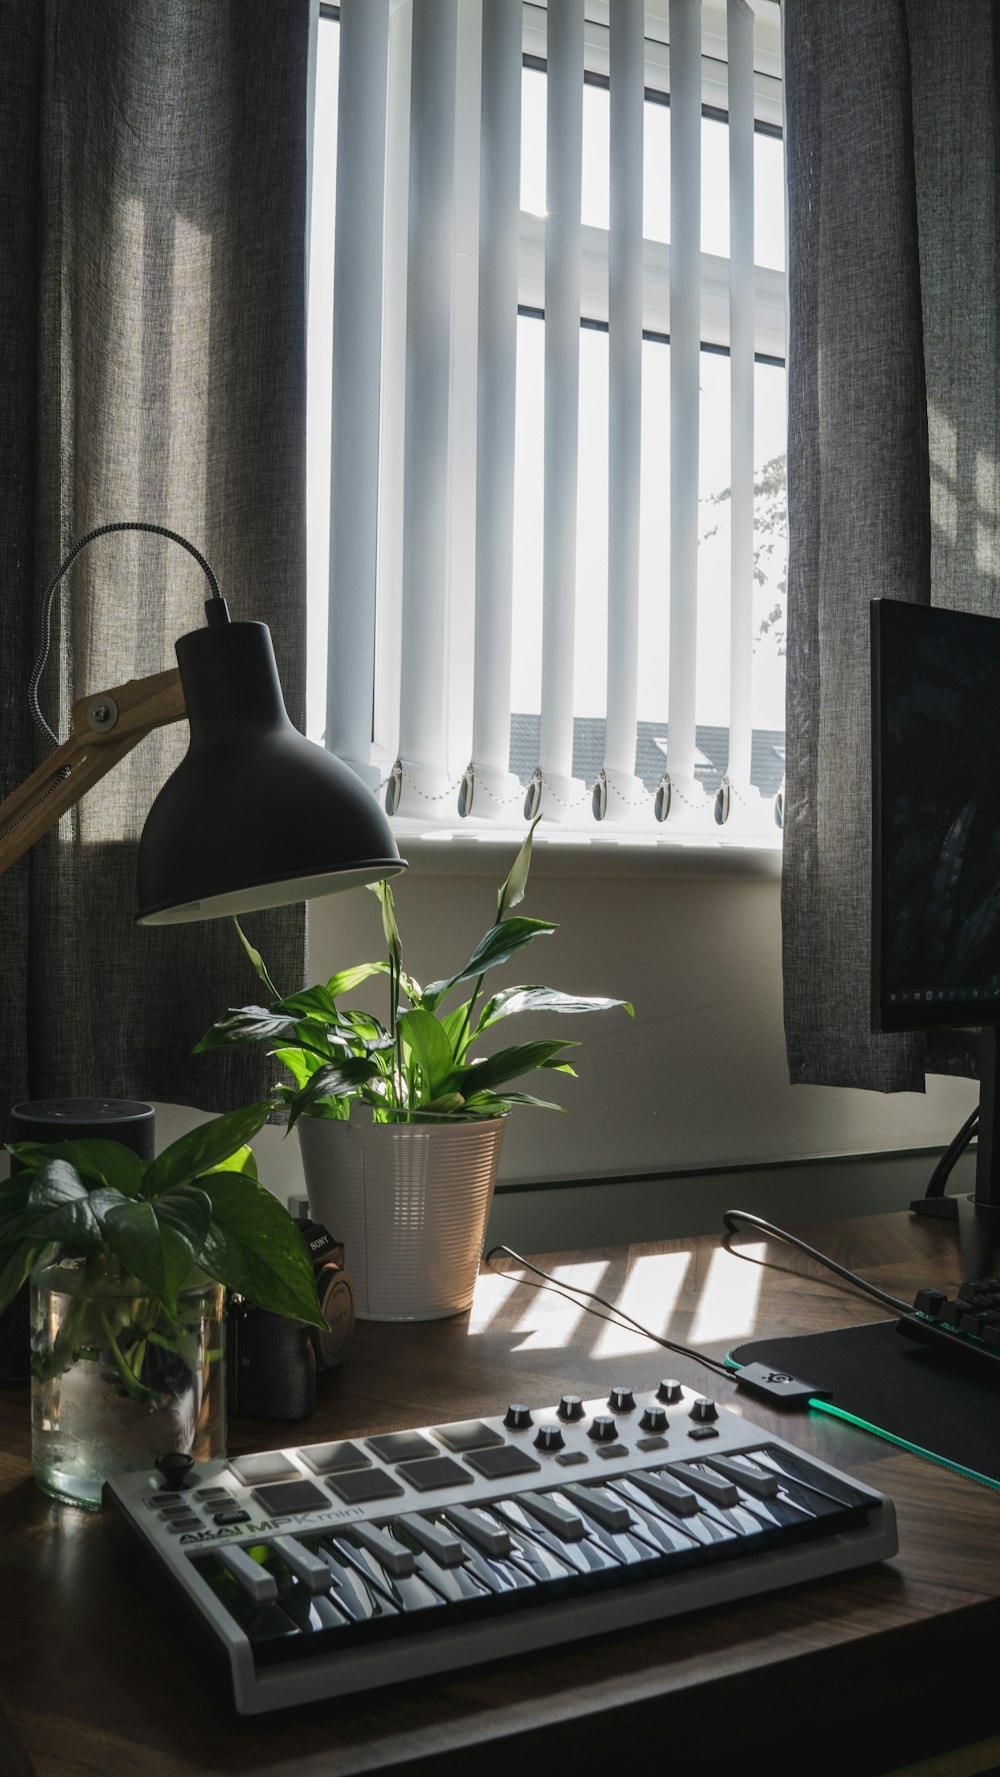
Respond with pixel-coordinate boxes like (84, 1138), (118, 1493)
(871, 598), (1000, 1033)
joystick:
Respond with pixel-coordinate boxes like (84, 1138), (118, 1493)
(154, 1451), (195, 1489)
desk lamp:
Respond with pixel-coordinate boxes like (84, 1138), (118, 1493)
(0, 521), (406, 917)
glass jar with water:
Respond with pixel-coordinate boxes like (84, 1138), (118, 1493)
(30, 1249), (225, 1509)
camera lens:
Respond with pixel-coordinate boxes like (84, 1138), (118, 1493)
(315, 1265), (356, 1369)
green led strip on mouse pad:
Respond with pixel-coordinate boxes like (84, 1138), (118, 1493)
(724, 1355), (1000, 1495)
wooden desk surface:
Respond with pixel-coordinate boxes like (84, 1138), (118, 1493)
(1, 1210), (998, 1777)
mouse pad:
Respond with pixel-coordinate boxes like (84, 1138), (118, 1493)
(728, 1319), (1000, 1490)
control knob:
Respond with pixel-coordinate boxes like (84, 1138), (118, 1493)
(608, 1386), (635, 1412)
(639, 1405), (668, 1434)
(534, 1425), (565, 1453)
(154, 1451), (195, 1489)
(504, 1404), (533, 1430)
(557, 1395), (585, 1422)
(588, 1415), (618, 1443)
(689, 1398), (719, 1422)
(657, 1379), (683, 1404)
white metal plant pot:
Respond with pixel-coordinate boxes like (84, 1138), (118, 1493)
(297, 1116), (507, 1321)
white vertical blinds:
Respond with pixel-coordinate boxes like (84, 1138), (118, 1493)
(720, 0), (762, 829)
(596, 0), (645, 822)
(391, 0), (459, 814)
(326, 0), (390, 786)
(658, 0), (705, 826)
(320, 0), (778, 833)
(463, 0), (523, 820)
(531, 0), (587, 823)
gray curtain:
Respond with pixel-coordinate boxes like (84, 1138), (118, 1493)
(0, 0), (309, 1129)
(781, 0), (997, 1091)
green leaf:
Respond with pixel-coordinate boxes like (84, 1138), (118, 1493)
(198, 1175), (326, 1327)
(462, 1090), (567, 1114)
(233, 918), (282, 1001)
(326, 962), (391, 998)
(272, 1046), (327, 1088)
(5, 1138), (144, 1197)
(447, 1039), (579, 1098)
(478, 984), (635, 1029)
(202, 1144), (258, 1181)
(496, 815), (541, 920)
(422, 919), (558, 1010)
(143, 1104), (271, 1198)
(368, 880), (402, 970)
(398, 1007), (456, 1101)
(277, 985), (338, 1021)
(286, 1058), (380, 1131)
(193, 1007), (298, 1052)
(101, 1189), (211, 1312)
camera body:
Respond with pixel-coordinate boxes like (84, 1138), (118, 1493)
(225, 1219), (355, 1421)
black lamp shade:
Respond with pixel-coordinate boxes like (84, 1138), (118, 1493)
(136, 622), (405, 925)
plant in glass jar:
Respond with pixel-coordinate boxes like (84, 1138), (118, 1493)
(0, 1103), (325, 1508)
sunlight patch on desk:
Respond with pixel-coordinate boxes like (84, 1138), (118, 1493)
(510, 1262), (611, 1352)
(688, 1244), (766, 1346)
(466, 1269), (524, 1335)
(593, 1253), (692, 1358)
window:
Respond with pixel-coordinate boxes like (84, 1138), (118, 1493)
(307, 0), (787, 840)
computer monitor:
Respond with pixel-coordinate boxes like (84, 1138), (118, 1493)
(870, 596), (1000, 1274)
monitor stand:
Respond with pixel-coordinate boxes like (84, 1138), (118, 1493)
(911, 1026), (1000, 1279)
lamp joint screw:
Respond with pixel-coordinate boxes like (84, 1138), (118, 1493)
(86, 695), (119, 733)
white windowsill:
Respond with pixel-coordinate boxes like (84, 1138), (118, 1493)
(387, 819), (783, 881)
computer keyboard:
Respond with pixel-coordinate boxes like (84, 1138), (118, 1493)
(897, 1277), (1000, 1381)
(102, 1379), (897, 1714)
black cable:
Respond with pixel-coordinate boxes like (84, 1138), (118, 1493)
(484, 1242), (733, 1382)
(29, 521), (225, 748)
(920, 1106), (979, 1200)
(720, 1209), (911, 1314)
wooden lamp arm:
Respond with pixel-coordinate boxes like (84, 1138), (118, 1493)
(0, 667), (187, 876)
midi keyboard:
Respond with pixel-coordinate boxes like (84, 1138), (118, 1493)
(102, 1380), (897, 1715)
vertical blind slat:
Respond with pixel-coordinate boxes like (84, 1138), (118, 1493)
(602, 0), (645, 800)
(395, 0), (459, 798)
(375, 0), (412, 769)
(470, 0), (522, 794)
(666, 0), (702, 793)
(725, 0), (755, 790)
(326, 0), (390, 781)
(538, 0), (585, 797)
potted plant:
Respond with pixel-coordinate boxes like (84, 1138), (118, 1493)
(0, 1103), (325, 1508)
(196, 821), (634, 1321)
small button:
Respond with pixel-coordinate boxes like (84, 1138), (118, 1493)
(639, 1406), (668, 1434)
(367, 1431), (439, 1464)
(327, 1468), (407, 1506)
(465, 1445), (542, 1480)
(588, 1415), (618, 1443)
(503, 1404), (533, 1431)
(167, 1517), (201, 1533)
(433, 1420), (505, 1453)
(194, 1487), (231, 1502)
(297, 1440), (372, 1476)
(213, 1508), (251, 1526)
(555, 1450), (588, 1467)
(147, 1491), (182, 1507)
(534, 1425), (565, 1453)
(635, 1434), (669, 1452)
(595, 1443), (629, 1460)
(608, 1386), (635, 1412)
(689, 1398), (719, 1422)
(657, 1379), (683, 1404)
(557, 1395), (585, 1422)
(395, 1456), (470, 1492)
(688, 1425), (720, 1441)
(229, 1452), (300, 1485)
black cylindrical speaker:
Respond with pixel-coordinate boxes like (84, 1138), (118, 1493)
(1, 1099), (156, 1382)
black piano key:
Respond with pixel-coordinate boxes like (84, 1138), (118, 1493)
(305, 1539), (400, 1622)
(666, 1462), (741, 1510)
(331, 1533), (446, 1614)
(494, 1497), (621, 1574)
(411, 1549), (492, 1602)
(604, 1485), (703, 1556)
(610, 1478), (739, 1549)
(743, 1445), (872, 1510)
(442, 1533), (537, 1595)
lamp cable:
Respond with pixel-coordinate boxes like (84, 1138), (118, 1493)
(29, 521), (227, 749)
